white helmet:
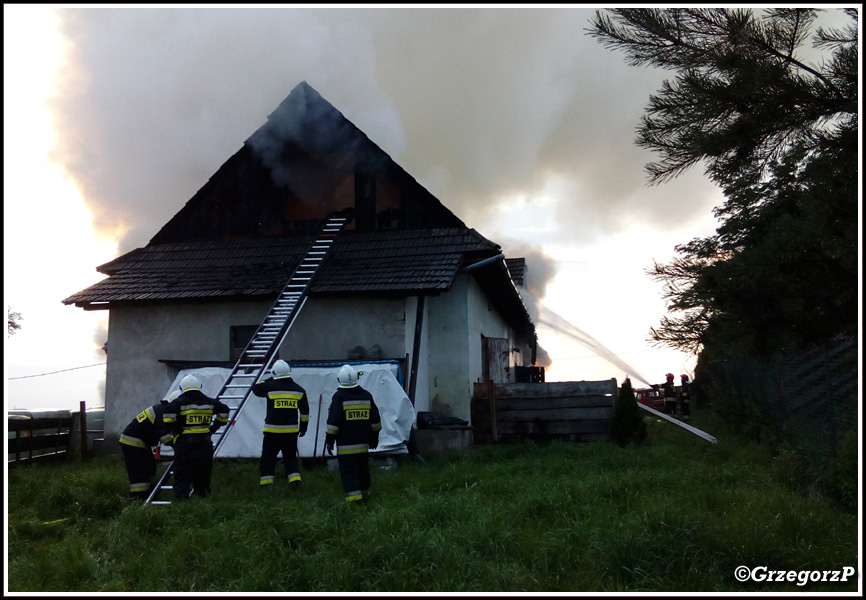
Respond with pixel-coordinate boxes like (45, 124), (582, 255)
(337, 364), (359, 388)
(272, 359), (291, 378)
(179, 374), (202, 392)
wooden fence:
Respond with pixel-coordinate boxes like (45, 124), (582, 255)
(471, 379), (618, 444)
(7, 402), (105, 466)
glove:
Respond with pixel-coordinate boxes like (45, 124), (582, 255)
(369, 432), (379, 450)
(325, 433), (335, 456)
(299, 421), (308, 438)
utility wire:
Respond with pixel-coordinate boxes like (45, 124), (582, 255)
(8, 362), (106, 380)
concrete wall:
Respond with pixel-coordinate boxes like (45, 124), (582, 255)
(276, 296), (406, 362)
(425, 273), (518, 423)
(426, 276), (471, 421)
(102, 278), (528, 441)
(103, 300), (271, 440)
(103, 296), (407, 441)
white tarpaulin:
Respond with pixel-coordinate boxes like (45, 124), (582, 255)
(158, 362), (415, 459)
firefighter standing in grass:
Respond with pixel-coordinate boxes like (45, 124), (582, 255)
(163, 374), (230, 500)
(119, 399), (175, 500)
(679, 374), (691, 421)
(662, 373), (678, 416)
(325, 364), (382, 502)
(251, 359), (310, 488)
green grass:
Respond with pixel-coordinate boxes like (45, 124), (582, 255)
(6, 415), (860, 593)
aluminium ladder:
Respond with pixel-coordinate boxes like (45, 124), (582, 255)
(145, 216), (348, 505)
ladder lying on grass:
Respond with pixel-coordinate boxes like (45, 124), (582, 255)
(145, 216), (348, 505)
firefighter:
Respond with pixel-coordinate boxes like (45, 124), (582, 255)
(679, 374), (691, 421)
(162, 374), (230, 500)
(251, 359), (310, 488)
(662, 373), (678, 416)
(325, 365), (382, 502)
(119, 399), (176, 500)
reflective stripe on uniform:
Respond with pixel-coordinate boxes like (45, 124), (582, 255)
(263, 424), (299, 434)
(130, 481), (150, 493)
(269, 392), (302, 409)
(179, 405), (214, 433)
(119, 434), (148, 448)
(336, 443), (368, 455)
(135, 406), (156, 425)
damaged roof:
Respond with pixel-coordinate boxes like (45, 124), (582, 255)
(62, 228), (531, 328)
(62, 81), (533, 331)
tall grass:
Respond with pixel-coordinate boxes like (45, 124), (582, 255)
(6, 414), (860, 593)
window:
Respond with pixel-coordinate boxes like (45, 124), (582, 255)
(230, 325), (258, 362)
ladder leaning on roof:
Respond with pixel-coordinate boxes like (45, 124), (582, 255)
(145, 215), (348, 505)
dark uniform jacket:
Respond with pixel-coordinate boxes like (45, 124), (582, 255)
(252, 376), (310, 434)
(120, 401), (172, 448)
(325, 386), (382, 455)
(662, 380), (677, 400)
(163, 389), (230, 441)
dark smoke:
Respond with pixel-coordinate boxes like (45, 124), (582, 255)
(47, 7), (720, 255)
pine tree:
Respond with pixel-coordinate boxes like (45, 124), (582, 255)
(609, 377), (648, 447)
(589, 8), (858, 359)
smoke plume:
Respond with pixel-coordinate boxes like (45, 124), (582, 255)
(47, 7), (720, 255)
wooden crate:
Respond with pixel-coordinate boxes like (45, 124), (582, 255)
(471, 380), (617, 444)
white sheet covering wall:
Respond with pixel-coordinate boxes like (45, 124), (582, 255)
(158, 362), (415, 459)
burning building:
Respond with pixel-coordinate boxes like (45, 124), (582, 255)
(63, 81), (540, 450)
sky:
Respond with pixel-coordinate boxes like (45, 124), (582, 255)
(10, 4), (843, 413)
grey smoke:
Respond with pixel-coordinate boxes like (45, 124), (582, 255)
(45, 7), (725, 379)
(47, 7), (721, 255)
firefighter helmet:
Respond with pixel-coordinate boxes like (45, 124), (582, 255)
(337, 364), (359, 388)
(681, 374), (690, 382)
(179, 374), (202, 392)
(666, 373), (675, 382)
(272, 359), (291, 378)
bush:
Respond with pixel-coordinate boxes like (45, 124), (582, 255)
(609, 378), (648, 447)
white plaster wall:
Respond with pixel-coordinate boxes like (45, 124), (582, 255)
(426, 273), (521, 422)
(103, 284), (525, 441)
(103, 300), (272, 440)
(278, 296), (406, 362)
(426, 277), (471, 421)
(103, 296), (407, 441)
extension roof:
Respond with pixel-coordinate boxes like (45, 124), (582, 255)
(63, 82), (532, 331)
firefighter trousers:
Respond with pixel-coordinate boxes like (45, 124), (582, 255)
(173, 437), (214, 500)
(120, 443), (156, 500)
(336, 452), (371, 502)
(259, 431), (301, 485)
